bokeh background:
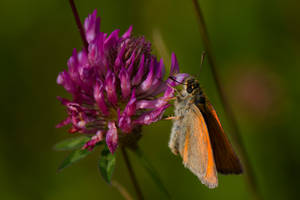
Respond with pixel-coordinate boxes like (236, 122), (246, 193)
(1, 0), (299, 199)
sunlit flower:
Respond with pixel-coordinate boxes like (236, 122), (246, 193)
(56, 10), (188, 153)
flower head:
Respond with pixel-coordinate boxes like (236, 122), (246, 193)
(57, 10), (188, 153)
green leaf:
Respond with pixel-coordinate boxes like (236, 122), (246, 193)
(58, 148), (92, 171)
(98, 147), (116, 184)
(54, 136), (90, 151)
(132, 147), (171, 199)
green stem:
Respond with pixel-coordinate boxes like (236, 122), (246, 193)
(68, 0), (89, 51)
(192, 0), (261, 199)
(121, 147), (144, 200)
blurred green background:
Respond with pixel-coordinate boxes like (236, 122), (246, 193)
(1, 0), (299, 199)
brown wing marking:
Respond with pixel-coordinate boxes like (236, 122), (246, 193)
(203, 102), (243, 174)
(181, 104), (218, 188)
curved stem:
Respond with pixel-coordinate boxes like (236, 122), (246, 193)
(111, 180), (134, 200)
(192, 0), (261, 199)
(121, 147), (144, 200)
(68, 0), (89, 51)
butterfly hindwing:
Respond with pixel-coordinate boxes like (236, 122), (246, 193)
(201, 101), (243, 174)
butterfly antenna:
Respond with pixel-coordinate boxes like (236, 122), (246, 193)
(199, 51), (206, 75)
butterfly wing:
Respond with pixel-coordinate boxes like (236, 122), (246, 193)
(202, 101), (243, 174)
(179, 104), (218, 188)
(169, 115), (183, 155)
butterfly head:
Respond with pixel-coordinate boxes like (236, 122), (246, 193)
(184, 77), (206, 104)
(185, 77), (200, 94)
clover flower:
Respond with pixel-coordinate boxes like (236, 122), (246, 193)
(56, 10), (188, 153)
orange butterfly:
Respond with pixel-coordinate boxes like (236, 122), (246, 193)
(168, 76), (243, 188)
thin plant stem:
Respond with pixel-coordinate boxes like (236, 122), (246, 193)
(111, 180), (134, 200)
(68, 0), (89, 51)
(192, 0), (261, 199)
(133, 146), (171, 199)
(121, 147), (144, 200)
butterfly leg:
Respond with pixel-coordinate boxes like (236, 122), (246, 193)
(163, 96), (177, 102)
(163, 115), (179, 120)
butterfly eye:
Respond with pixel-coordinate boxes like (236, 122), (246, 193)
(187, 86), (193, 93)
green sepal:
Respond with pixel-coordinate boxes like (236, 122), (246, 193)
(98, 146), (116, 184)
(54, 136), (90, 151)
(58, 148), (92, 172)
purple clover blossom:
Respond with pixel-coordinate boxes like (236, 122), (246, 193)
(56, 10), (188, 153)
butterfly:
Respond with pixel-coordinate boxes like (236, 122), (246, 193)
(168, 76), (243, 188)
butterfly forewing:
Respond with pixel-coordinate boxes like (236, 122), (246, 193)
(180, 104), (218, 188)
